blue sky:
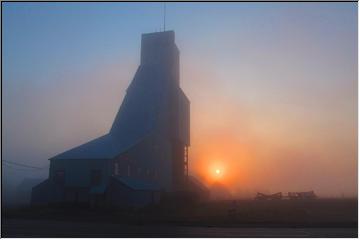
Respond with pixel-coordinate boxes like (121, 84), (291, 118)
(3, 2), (358, 197)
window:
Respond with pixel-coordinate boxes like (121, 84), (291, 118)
(114, 162), (119, 175)
(91, 170), (102, 185)
(54, 170), (65, 184)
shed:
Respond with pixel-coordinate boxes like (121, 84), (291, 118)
(106, 176), (162, 207)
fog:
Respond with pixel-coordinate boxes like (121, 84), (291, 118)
(3, 3), (357, 205)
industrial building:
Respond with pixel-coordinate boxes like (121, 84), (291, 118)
(32, 31), (209, 207)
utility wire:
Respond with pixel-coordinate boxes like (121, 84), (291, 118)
(2, 160), (47, 170)
(3, 162), (40, 171)
(3, 163), (47, 171)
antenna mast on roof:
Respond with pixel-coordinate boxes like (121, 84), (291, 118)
(163, 2), (166, 31)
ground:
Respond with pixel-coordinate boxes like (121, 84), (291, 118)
(2, 198), (357, 237)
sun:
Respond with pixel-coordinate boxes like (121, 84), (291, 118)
(208, 162), (226, 181)
(212, 166), (224, 180)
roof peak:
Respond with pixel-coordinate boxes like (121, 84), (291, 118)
(141, 30), (175, 44)
(142, 30), (174, 36)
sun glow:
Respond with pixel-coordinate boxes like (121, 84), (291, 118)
(189, 132), (255, 191)
(209, 163), (225, 181)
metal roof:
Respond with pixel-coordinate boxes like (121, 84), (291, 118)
(50, 31), (187, 161)
(50, 133), (145, 160)
(188, 175), (209, 193)
(113, 176), (161, 191)
(90, 184), (107, 194)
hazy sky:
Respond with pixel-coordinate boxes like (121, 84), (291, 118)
(3, 2), (357, 197)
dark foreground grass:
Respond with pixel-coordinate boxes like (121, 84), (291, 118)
(2, 198), (357, 237)
(3, 198), (357, 228)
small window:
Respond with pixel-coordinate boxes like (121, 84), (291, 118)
(91, 170), (102, 185)
(114, 162), (119, 175)
(54, 170), (65, 184)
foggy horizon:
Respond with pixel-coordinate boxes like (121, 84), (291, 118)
(3, 2), (357, 202)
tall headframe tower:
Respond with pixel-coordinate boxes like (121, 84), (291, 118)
(110, 30), (190, 191)
(45, 31), (190, 192)
(32, 31), (195, 207)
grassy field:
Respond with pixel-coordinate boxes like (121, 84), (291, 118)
(3, 198), (357, 227)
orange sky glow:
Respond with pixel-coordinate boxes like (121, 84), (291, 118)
(3, 4), (357, 199)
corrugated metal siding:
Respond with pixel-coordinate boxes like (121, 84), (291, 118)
(43, 31), (190, 197)
(50, 159), (109, 188)
(107, 177), (160, 207)
(178, 88), (190, 146)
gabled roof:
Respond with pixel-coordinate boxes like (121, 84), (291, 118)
(50, 66), (174, 161)
(113, 176), (161, 191)
(90, 184), (107, 194)
(188, 175), (209, 193)
(50, 134), (143, 160)
(50, 31), (187, 161)
(17, 178), (46, 190)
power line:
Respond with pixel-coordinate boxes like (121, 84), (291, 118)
(3, 163), (47, 171)
(3, 162), (40, 171)
(2, 160), (47, 170)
